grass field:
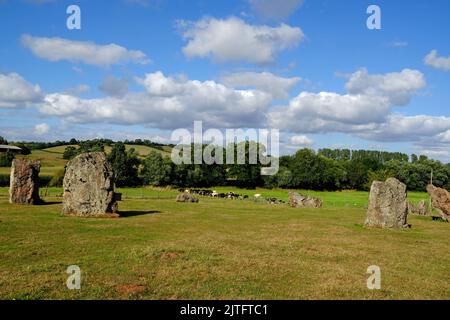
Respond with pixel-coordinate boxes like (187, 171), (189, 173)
(0, 187), (448, 300)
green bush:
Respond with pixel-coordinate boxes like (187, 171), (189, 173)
(49, 169), (65, 187)
(0, 174), (10, 187)
(39, 176), (52, 187)
(0, 151), (14, 167)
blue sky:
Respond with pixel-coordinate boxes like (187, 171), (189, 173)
(0, 0), (449, 160)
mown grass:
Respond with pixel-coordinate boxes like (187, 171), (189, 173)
(0, 187), (448, 300)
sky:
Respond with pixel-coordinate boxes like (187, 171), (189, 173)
(0, 0), (449, 160)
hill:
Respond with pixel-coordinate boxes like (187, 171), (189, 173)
(0, 144), (173, 178)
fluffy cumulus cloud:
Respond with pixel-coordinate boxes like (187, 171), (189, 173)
(0, 73), (42, 108)
(290, 135), (313, 146)
(220, 71), (300, 99)
(424, 50), (450, 71)
(34, 123), (50, 135)
(268, 69), (428, 138)
(359, 114), (450, 142)
(345, 68), (426, 106)
(21, 34), (150, 67)
(249, 0), (304, 21)
(39, 71), (272, 129)
(179, 17), (304, 64)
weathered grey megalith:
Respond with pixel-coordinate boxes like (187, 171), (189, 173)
(9, 159), (41, 204)
(62, 152), (118, 217)
(365, 178), (409, 228)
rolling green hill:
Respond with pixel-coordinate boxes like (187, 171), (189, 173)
(0, 144), (173, 178)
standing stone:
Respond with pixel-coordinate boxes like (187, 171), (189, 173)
(9, 159), (41, 205)
(365, 178), (409, 229)
(62, 152), (118, 217)
(288, 192), (323, 208)
(426, 184), (450, 221)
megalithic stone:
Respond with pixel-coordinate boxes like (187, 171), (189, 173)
(426, 184), (450, 221)
(365, 178), (409, 229)
(62, 152), (118, 217)
(9, 159), (41, 205)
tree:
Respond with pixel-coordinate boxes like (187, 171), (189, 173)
(0, 136), (7, 145)
(107, 143), (140, 187)
(0, 151), (15, 167)
(344, 160), (369, 190)
(15, 143), (31, 155)
(63, 146), (78, 160)
(78, 140), (105, 153)
(142, 151), (173, 186)
(227, 141), (263, 188)
(289, 149), (324, 189)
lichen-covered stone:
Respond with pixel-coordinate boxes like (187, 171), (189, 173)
(62, 152), (118, 217)
(9, 159), (41, 205)
(288, 192), (323, 208)
(365, 178), (409, 228)
(426, 184), (450, 221)
(176, 192), (199, 203)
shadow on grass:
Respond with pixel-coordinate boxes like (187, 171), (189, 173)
(119, 210), (161, 218)
(36, 201), (62, 206)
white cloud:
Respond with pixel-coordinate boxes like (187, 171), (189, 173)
(40, 71), (272, 129)
(0, 72), (42, 108)
(21, 34), (150, 67)
(269, 92), (391, 132)
(99, 76), (128, 98)
(357, 114), (450, 142)
(424, 50), (450, 71)
(290, 135), (313, 146)
(220, 71), (300, 99)
(179, 17), (304, 64)
(269, 69), (427, 135)
(249, 0), (303, 21)
(345, 68), (426, 106)
(34, 123), (50, 135)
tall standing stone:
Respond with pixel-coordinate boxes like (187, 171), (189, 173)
(62, 152), (118, 217)
(365, 178), (409, 229)
(9, 159), (41, 205)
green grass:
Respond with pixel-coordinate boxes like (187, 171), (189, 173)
(0, 187), (448, 300)
(104, 144), (171, 158)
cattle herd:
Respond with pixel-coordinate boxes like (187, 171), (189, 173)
(177, 188), (286, 204)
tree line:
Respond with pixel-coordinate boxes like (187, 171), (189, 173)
(62, 141), (449, 191)
(1, 136), (449, 191)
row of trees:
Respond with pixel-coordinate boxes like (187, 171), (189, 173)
(139, 147), (449, 191)
(265, 149), (448, 191)
(2, 133), (448, 191)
